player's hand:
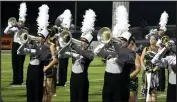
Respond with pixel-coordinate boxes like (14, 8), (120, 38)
(43, 66), (48, 72)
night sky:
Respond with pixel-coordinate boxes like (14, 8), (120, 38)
(1, 1), (176, 28)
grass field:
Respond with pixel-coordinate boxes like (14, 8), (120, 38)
(1, 52), (168, 102)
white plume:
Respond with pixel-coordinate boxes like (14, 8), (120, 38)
(81, 9), (96, 35)
(159, 11), (168, 31)
(112, 6), (130, 38)
(36, 4), (49, 32)
(19, 2), (27, 21)
(145, 29), (158, 39)
(60, 9), (72, 29)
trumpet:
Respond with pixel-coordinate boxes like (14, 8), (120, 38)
(58, 30), (81, 54)
(97, 27), (112, 44)
(16, 29), (42, 44)
(8, 17), (17, 26)
(161, 35), (169, 45)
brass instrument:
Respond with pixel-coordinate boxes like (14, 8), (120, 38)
(16, 29), (42, 44)
(161, 35), (169, 45)
(97, 27), (112, 44)
(8, 17), (17, 26)
(58, 30), (81, 54)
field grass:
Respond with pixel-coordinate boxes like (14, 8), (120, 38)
(1, 53), (168, 102)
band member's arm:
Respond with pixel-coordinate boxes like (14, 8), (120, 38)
(130, 53), (141, 78)
(94, 44), (116, 58)
(72, 46), (94, 60)
(43, 44), (58, 72)
(64, 51), (80, 58)
(17, 42), (37, 55)
(4, 25), (18, 34)
(112, 42), (122, 54)
(152, 56), (176, 68)
(140, 47), (147, 70)
(151, 47), (169, 64)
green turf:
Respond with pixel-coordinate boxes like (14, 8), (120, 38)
(1, 54), (168, 102)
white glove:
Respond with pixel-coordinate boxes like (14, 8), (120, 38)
(93, 44), (105, 55)
(145, 34), (150, 39)
(4, 25), (13, 34)
(65, 51), (80, 58)
(30, 49), (36, 54)
(11, 27), (18, 32)
(8, 24), (13, 28)
(65, 52), (71, 56)
(17, 50), (20, 55)
(151, 47), (166, 64)
(72, 53), (80, 58)
(156, 39), (162, 48)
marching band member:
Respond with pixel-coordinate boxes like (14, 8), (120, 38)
(151, 41), (176, 102)
(141, 34), (159, 102)
(42, 27), (59, 102)
(18, 4), (50, 102)
(156, 11), (169, 49)
(4, 2), (28, 86)
(55, 10), (72, 86)
(94, 31), (136, 102)
(94, 6), (136, 102)
(128, 37), (141, 102)
(64, 9), (96, 102)
(156, 11), (169, 91)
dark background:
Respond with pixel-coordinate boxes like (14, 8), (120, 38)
(1, 1), (176, 39)
(1, 1), (176, 27)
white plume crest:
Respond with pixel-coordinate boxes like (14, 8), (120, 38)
(112, 6), (130, 38)
(36, 4), (49, 32)
(19, 2), (27, 21)
(60, 9), (72, 29)
(145, 29), (158, 39)
(81, 9), (96, 35)
(159, 11), (168, 31)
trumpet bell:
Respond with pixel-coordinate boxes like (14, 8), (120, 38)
(59, 30), (72, 46)
(16, 29), (29, 43)
(17, 29), (42, 44)
(8, 17), (17, 26)
(161, 35), (169, 45)
(97, 27), (112, 44)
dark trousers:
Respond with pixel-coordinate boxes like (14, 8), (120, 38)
(12, 42), (25, 84)
(157, 67), (166, 91)
(102, 72), (130, 102)
(70, 72), (88, 102)
(58, 58), (69, 85)
(26, 64), (44, 102)
(167, 83), (176, 102)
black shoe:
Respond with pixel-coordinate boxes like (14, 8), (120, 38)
(9, 82), (17, 85)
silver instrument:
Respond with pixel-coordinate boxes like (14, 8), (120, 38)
(17, 29), (42, 44)
(97, 27), (112, 44)
(8, 17), (17, 26)
(58, 30), (81, 54)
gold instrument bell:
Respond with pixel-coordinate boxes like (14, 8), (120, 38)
(97, 27), (112, 44)
(161, 35), (169, 45)
(8, 17), (17, 26)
